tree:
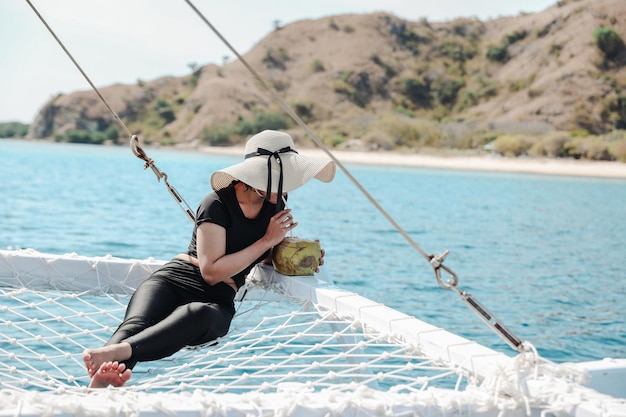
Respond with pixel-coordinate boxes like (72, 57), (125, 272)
(593, 26), (624, 59)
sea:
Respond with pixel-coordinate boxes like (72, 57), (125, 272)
(1, 138), (625, 365)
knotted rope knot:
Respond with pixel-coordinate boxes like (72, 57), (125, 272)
(245, 146), (297, 212)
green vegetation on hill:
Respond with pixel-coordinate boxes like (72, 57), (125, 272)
(53, 126), (120, 145)
(200, 111), (292, 146)
(0, 122), (29, 138)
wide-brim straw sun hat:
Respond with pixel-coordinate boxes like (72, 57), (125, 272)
(210, 130), (336, 194)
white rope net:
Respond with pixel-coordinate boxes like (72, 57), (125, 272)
(0, 249), (623, 417)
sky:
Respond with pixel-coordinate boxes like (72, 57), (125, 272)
(0, 0), (557, 123)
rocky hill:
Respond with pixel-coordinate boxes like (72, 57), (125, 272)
(28, 0), (626, 158)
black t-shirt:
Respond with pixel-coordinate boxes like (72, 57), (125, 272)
(187, 184), (275, 289)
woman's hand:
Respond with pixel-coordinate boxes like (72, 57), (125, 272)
(263, 209), (297, 247)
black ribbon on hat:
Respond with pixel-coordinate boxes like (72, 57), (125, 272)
(245, 146), (298, 212)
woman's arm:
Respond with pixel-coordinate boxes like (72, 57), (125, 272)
(196, 209), (296, 286)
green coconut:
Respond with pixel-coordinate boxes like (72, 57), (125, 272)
(272, 237), (321, 276)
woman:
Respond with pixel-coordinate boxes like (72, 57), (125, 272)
(82, 130), (336, 388)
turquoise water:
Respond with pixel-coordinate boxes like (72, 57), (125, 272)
(1, 138), (625, 364)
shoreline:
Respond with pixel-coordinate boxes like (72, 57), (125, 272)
(6, 138), (626, 179)
(197, 145), (626, 180)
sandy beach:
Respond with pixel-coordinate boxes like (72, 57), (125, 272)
(198, 145), (626, 180)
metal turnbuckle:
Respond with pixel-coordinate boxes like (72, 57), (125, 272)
(452, 286), (526, 353)
(429, 249), (526, 353)
(130, 135), (196, 223)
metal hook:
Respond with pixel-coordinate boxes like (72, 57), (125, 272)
(430, 250), (459, 290)
(130, 135), (165, 181)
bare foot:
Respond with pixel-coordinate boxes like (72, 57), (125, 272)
(83, 343), (132, 377)
(88, 361), (132, 388)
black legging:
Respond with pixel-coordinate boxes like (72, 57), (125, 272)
(107, 260), (235, 369)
